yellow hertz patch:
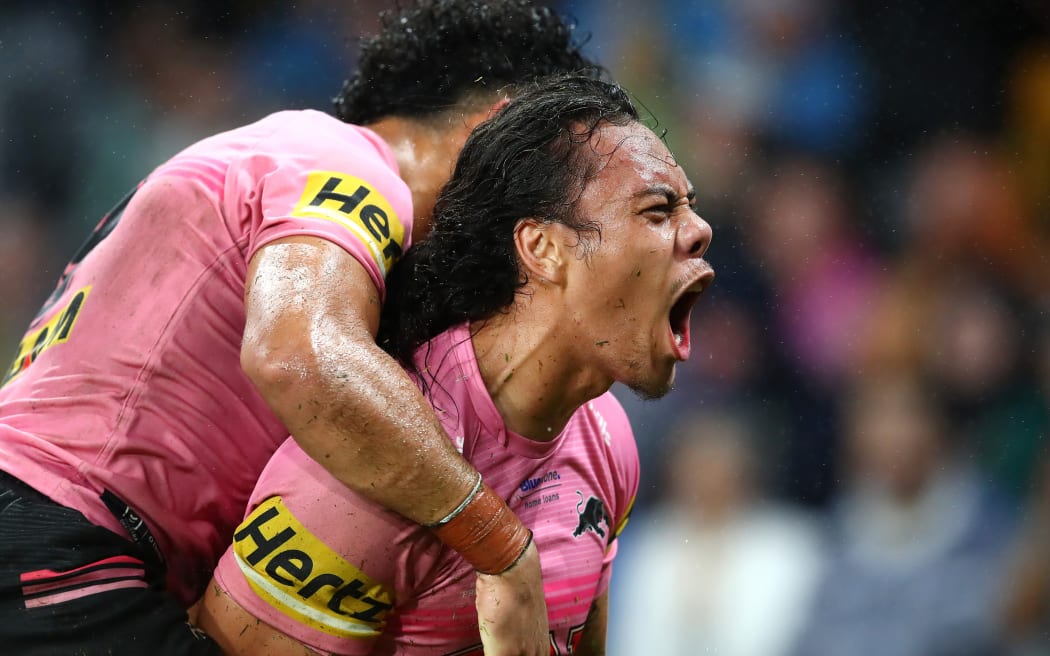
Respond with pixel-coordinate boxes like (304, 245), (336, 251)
(610, 494), (635, 550)
(2, 286), (91, 387)
(233, 496), (395, 640)
(291, 171), (406, 277)
(613, 493), (634, 541)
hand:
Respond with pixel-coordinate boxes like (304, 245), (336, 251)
(475, 539), (548, 656)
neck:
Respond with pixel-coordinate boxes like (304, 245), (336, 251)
(364, 117), (453, 229)
(471, 302), (613, 441)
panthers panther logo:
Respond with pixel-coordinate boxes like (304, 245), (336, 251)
(573, 491), (610, 539)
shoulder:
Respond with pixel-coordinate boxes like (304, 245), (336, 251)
(183, 110), (367, 159)
(178, 109), (406, 207)
(255, 109), (372, 146)
(572, 391), (639, 495)
(270, 111), (398, 173)
(571, 392), (640, 543)
(232, 110), (413, 280)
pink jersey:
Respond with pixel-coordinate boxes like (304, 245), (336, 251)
(0, 109), (413, 605)
(212, 323), (640, 655)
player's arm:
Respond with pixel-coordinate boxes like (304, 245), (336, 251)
(242, 235), (474, 527)
(573, 591), (609, 656)
(241, 235), (547, 656)
(194, 581), (319, 656)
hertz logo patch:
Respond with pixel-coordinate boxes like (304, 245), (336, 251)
(2, 286), (91, 387)
(233, 496), (395, 639)
(291, 171), (406, 276)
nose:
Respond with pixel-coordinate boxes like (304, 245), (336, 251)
(679, 210), (713, 258)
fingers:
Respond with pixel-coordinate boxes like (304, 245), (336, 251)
(475, 541), (548, 656)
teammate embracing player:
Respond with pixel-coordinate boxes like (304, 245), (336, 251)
(196, 75), (715, 655)
(0, 2), (602, 654)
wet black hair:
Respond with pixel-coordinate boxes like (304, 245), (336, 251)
(334, 0), (602, 125)
(378, 75), (639, 369)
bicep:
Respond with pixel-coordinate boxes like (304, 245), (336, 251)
(240, 234), (386, 430)
(244, 235), (381, 353)
(574, 591), (609, 656)
(195, 579), (322, 656)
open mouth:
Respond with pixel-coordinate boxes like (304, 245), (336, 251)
(670, 291), (700, 342)
(668, 268), (714, 360)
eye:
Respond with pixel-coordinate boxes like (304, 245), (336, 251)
(643, 205), (672, 223)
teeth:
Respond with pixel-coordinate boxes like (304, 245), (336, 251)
(674, 333), (683, 346)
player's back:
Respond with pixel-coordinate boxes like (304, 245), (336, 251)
(0, 109), (411, 603)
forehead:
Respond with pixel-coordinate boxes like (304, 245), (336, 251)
(581, 122), (689, 202)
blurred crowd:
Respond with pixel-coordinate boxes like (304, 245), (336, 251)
(2, 0), (1049, 654)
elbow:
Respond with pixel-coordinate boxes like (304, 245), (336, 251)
(241, 334), (317, 408)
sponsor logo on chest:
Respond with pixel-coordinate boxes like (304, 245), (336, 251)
(517, 470), (562, 510)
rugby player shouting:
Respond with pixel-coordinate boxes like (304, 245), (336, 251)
(196, 75), (715, 655)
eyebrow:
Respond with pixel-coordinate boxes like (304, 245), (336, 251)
(632, 183), (697, 204)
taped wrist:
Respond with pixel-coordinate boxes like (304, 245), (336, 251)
(429, 475), (532, 575)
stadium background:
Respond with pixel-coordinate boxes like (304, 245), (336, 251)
(1, 1), (1049, 653)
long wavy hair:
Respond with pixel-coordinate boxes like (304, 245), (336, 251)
(377, 75), (639, 374)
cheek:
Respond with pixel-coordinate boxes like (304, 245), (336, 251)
(604, 250), (666, 310)
(579, 228), (668, 316)
(589, 273), (662, 352)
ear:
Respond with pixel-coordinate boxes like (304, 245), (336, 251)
(514, 219), (567, 286)
(458, 96), (510, 135)
(485, 96), (511, 119)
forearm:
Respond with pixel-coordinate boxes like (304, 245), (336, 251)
(273, 329), (475, 525)
(195, 580), (321, 656)
(573, 591), (609, 656)
(261, 309), (531, 573)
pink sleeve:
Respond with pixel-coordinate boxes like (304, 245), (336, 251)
(592, 394), (640, 597)
(232, 117), (414, 299)
(211, 439), (442, 655)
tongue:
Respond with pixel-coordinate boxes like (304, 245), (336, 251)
(670, 321), (691, 360)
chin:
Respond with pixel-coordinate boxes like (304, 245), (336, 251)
(626, 364), (676, 401)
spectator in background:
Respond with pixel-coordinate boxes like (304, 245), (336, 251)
(924, 272), (1046, 503)
(999, 321), (1050, 654)
(611, 410), (823, 656)
(859, 133), (1048, 501)
(1006, 43), (1050, 232)
(790, 372), (1018, 656)
(1000, 449), (1050, 655)
(0, 199), (55, 353)
(672, 0), (868, 155)
(901, 135), (1044, 299)
(747, 156), (879, 392)
(744, 155), (882, 504)
(232, 0), (387, 114)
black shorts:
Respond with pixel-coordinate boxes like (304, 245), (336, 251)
(0, 471), (221, 655)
